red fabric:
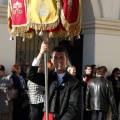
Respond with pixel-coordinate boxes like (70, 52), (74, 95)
(11, 0), (27, 25)
(85, 77), (91, 84)
(47, 23), (66, 33)
(61, 0), (79, 23)
(42, 112), (54, 120)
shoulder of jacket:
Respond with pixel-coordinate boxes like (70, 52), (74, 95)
(106, 79), (112, 85)
(68, 76), (81, 88)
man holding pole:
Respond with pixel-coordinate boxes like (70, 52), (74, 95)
(27, 41), (81, 120)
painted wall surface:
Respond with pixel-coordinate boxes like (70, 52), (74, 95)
(0, 23), (16, 75)
(82, 35), (95, 67)
(95, 34), (120, 75)
(82, 0), (120, 76)
(82, 32), (120, 75)
(0, 0), (8, 5)
(82, 0), (120, 20)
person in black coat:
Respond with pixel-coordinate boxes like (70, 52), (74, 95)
(11, 64), (29, 120)
(107, 67), (120, 114)
(86, 66), (118, 120)
(27, 40), (81, 120)
(82, 64), (92, 120)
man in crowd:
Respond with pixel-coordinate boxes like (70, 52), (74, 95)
(86, 66), (118, 120)
(27, 40), (81, 120)
(82, 64), (92, 120)
(20, 61), (29, 82)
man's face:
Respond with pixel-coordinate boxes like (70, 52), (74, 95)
(23, 62), (29, 71)
(85, 67), (92, 75)
(51, 52), (68, 73)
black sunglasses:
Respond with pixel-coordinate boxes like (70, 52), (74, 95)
(24, 64), (29, 66)
(116, 73), (120, 74)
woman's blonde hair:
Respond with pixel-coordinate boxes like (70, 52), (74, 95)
(67, 65), (76, 73)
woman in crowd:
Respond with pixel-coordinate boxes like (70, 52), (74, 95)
(0, 65), (13, 120)
(11, 64), (28, 120)
(107, 67), (120, 113)
(47, 60), (54, 71)
(67, 65), (76, 77)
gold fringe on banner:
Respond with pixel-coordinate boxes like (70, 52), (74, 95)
(60, 0), (81, 37)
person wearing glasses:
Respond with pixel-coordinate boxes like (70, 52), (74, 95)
(107, 67), (120, 114)
(20, 61), (30, 84)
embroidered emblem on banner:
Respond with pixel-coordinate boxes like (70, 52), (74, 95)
(68, 0), (72, 12)
(36, 0), (49, 17)
(12, 1), (23, 16)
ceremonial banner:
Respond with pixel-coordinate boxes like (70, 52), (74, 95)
(28, 0), (59, 31)
(46, 23), (67, 38)
(60, 0), (81, 36)
(10, 0), (27, 26)
(8, 0), (32, 38)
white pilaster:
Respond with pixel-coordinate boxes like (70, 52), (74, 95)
(82, 18), (120, 74)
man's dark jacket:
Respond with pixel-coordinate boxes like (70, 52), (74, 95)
(86, 76), (117, 116)
(27, 66), (81, 120)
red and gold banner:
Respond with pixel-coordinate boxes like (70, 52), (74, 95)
(45, 0), (81, 38)
(10, 0), (27, 26)
(60, 0), (81, 36)
(7, 0), (81, 39)
(8, 0), (33, 38)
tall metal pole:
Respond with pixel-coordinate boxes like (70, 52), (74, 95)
(44, 38), (49, 120)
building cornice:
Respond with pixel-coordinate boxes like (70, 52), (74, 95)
(82, 18), (120, 35)
(0, 5), (7, 24)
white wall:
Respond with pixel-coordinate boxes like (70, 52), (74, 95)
(82, 0), (120, 20)
(83, 33), (120, 75)
(82, 0), (120, 75)
(83, 34), (95, 66)
(0, 5), (16, 75)
(95, 34), (120, 75)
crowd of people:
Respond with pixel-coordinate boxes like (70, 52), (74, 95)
(0, 41), (120, 120)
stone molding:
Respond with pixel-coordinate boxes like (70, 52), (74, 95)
(82, 18), (120, 35)
(0, 5), (7, 24)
